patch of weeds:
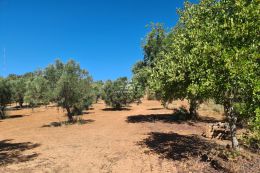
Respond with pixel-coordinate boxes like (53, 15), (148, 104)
(239, 131), (260, 153)
(215, 148), (241, 161)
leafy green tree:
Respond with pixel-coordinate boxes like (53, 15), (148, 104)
(143, 23), (166, 67)
(92, 80), (104, 103)
(139, 23), (202, 117)
(44, 59), (64, 102)
(24, 76), (50, 109)
(6, 74), (19, 80)
(0, 78), (12, 119)
(147, 0), (259, 149)
(10, 77), (27, 108)
(179, 0), (259, 150)
(54, 60), (94, 121)
(72, 76), (94, 115)
(132, 24), (168, 103)
(103, 77), (134, 109)
(131, 61), (148, 102)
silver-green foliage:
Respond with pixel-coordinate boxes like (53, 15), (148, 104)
(24, 76), (50, 108)
(0, 78), (12, 119)
(54, 60), (94, 121)
(103, 77), (135, 109)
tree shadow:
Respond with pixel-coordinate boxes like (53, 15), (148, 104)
(147, 108), (164, 111)
(7, 105), (40, 111)
(127, 107), (220, 124)
(41, 119), (95, 128)
(7, 106), (21, 110)
(6, 115), (29, 119)
(127, 113), (183, 123)
(0, 139), (40, 166)
(139, 132), (218, 161)
(81, 111), (94, 115)
(102, 108), (131, 111)
(197, 117), (222, 124)
(127, 107), (190, 124)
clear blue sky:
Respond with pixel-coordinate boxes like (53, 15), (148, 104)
(0, 0), (197, 80)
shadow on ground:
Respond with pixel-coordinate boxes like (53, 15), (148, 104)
(127, 107), (220, 124)
(127, 107), (190, 123)
(139, 132), (218, 161)
(7, 105), (40, 111)
(0, 139), (40, 166)
(198, 117), (223, 123)
(147, 108), (164, 111)
(127, 113), (184, 123)
(41, 119), (95, 127)
(81, 111), (94, 115)
(102, 108), (131, 111)
(6, 115), (29, 119)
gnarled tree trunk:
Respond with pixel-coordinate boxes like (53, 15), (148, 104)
(66, 107), (73, 122)
(19, 101), (23, 108)
(224, 97), (239, 150)
(0, 106), (6, 119)
(189, 98), (199, 119)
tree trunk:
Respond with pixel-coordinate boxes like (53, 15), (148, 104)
(189, 98), (199, 119)
(66, 107), (73, 122)
(0, 106), (6, 119)
(115, 103), (121, 110)
(19, 101), (23, 109)
(224, 98), (239, 150)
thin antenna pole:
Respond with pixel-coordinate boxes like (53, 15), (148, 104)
(3, 48), (6, 73)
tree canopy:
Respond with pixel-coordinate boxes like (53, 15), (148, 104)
(133, 0), (260, 149)
(54, 60), (94, 121)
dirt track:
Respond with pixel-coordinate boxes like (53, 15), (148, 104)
(0, 100), (224, 173)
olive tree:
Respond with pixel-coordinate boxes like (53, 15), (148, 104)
(24, 76), (50, 109)
(54, 60), (94, 121)
(44, 59), (64, 102)
(103, 77), (134, 109)
(92, 80), (104, 103)
(0, 78), (12, 119)
(10, 77), (27, 108)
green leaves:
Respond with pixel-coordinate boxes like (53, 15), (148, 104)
(9, 77), (27, 107)
(136, 0), (259, 129)
(0, 78), (12, 118)
(54, 60), (94, 117)
(24, 76), (50, 107)
(103, 77), (137, 109)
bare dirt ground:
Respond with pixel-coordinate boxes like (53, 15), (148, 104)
(0, 100), (259, 173)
